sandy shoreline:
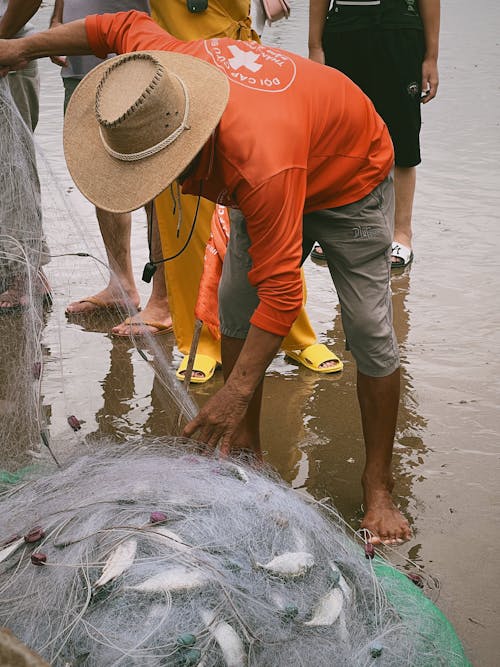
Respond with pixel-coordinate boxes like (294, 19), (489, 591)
(1, 2), (498, 664)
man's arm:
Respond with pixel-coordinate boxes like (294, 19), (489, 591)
(308, 0), (330, 64)
(418, 0), (440, 102)
(183, 325), (283, 451)
(0, 20), (89, 74)
(0, 0), (42, 39)
(183, 170), (306, 452)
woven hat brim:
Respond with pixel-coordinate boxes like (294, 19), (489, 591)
(63, 51), (229, 213)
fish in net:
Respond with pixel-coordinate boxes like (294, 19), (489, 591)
(0, 439), (470, 666)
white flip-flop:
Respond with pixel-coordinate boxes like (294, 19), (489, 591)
(391, 242), (414, 269)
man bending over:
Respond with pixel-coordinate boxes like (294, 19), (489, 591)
(0, 11), (412, 544)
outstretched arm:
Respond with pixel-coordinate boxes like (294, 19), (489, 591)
(418, 0), (440, 102)
(0, 20), (89, 75)
(308, 0), (330, 64)
(0, 0), (42, 39)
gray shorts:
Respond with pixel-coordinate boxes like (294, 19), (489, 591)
(7, 61), (39, 131)
(63, 77), (82, 114)
(219, 174), (399, 377)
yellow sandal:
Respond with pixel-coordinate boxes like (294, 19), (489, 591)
(176, 353), (218, 384)
(284, 343), (343, 374)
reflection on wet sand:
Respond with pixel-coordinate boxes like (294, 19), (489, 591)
(90, 339), (140, 441)
(68, 328), (193, 444)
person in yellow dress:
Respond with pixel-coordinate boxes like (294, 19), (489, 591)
(148, 0), (343, 382)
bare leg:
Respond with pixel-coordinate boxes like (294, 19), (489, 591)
(220, 334), (262, 458)
(392, 165), (416, 254)
(357, 368), (412, 544)
(66, 208), (140, 314)
(111, 209), (172, 336)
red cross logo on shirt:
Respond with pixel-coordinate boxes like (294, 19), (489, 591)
(204, 40), (297, 92)
(227, 45), (263, 73)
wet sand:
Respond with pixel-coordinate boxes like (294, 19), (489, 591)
(2, 1), (499, 664)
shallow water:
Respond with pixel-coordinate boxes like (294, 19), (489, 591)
(2, 1), (499, 664)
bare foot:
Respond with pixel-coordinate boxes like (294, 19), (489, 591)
(66, 286), (140, 315)
(318, 359), (339, 370)
(111, 301), (172, 337)
(311, 243), (326, 260)
(0, 270), (52, 311)
(176, 354), (218, 382)
(361, 485), (412, 545)
(391, 234), (413, 266)
(0, 287), (29, 311)
(177, 368), (212, 381)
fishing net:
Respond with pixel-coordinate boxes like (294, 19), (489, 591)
(0, 77), (51, 471)
(0, 439), (469, 667)
(0, 77), (48, 289)
(0, 73), (197, 477)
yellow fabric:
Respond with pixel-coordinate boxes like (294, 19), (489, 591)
(150, 0), (259, 41)
(155, 187), (221, 360)
(283, 278), (317, 352)
(151, 0), (317, 361)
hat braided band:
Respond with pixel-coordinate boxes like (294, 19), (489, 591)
(98, 74), (191, 163)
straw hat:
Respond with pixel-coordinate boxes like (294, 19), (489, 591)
(63, 51), (230, 213)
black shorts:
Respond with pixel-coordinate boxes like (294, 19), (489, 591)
(323, 29), (425, 167)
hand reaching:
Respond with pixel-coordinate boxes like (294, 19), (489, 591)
(182, 384), (251, 455)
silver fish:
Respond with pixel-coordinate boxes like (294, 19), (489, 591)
(329, 561), (352, 601)
(0, 537), (24, 564)
(233, 465), (249, 483)
(201, 609), (247, 667)
(256, 551), (314, 577)
(94, 539), (137, 589)
(304, 586), (343, 626)
(128, 566), (209, 593)
(146, 526), (190, 552)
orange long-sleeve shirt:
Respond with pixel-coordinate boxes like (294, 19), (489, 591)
(85, 11), (394, 336)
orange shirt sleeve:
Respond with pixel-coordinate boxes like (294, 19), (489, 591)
(236, 169), (307, 337)
(85, 10), (176, 59)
